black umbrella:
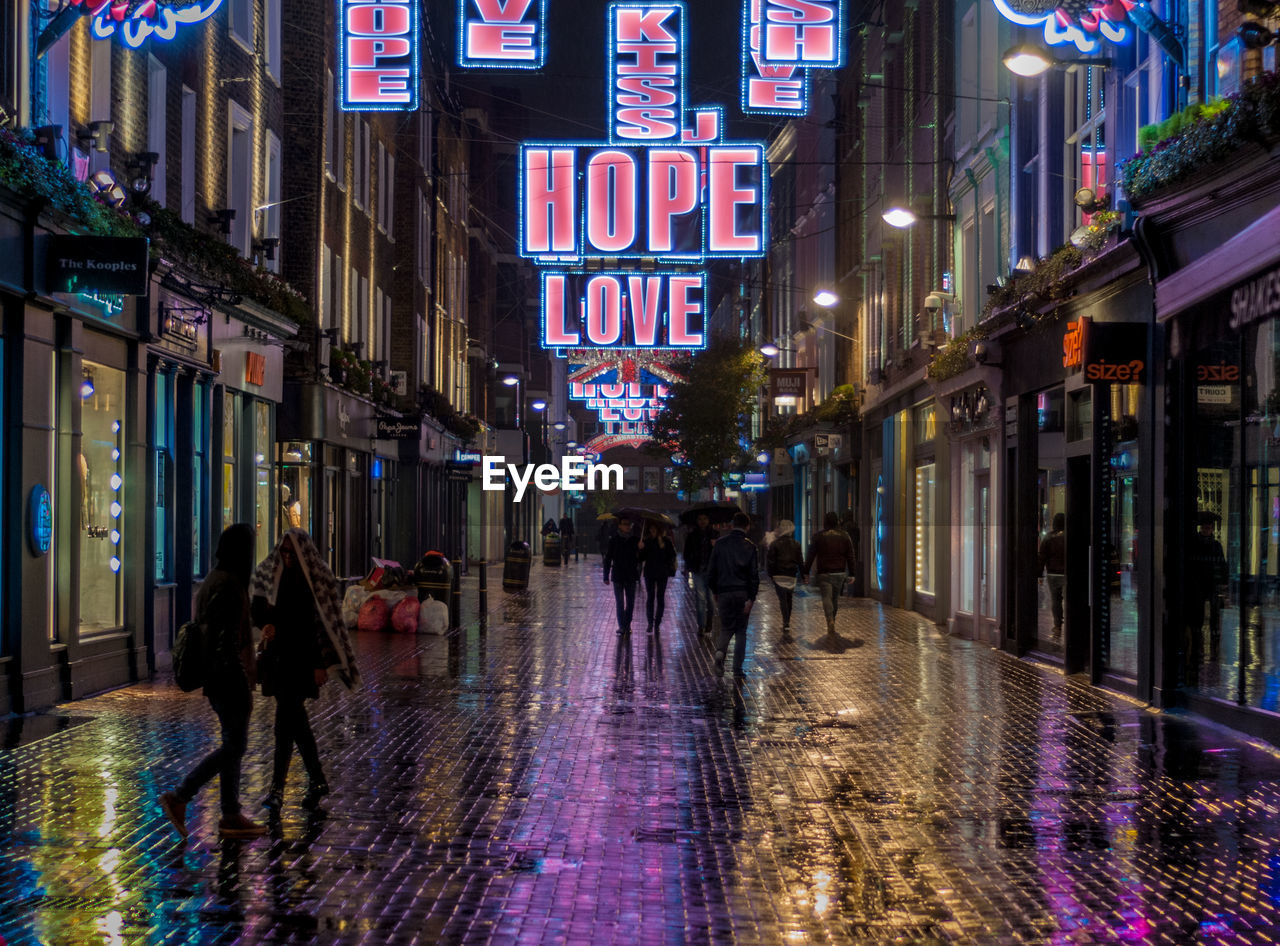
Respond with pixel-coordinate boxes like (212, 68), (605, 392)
(613, 506), (676, 527)
(679, 502), (740, 527)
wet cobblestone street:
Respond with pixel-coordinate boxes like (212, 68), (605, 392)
(3, 561), (1280, 944)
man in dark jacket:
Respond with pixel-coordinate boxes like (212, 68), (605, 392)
(559, 514), (577, 562)
(1038, 513), (1066, 641)
(682, 513), (717, 635)
(604, 516), (641, 634)
(160, 523), (267, 840)
(1186, 510), (1228, 681)
(707, 511), (759, 677)
(805, 512), (856, 636)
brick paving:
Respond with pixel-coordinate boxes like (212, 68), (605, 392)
(2, 560), (1280, 944)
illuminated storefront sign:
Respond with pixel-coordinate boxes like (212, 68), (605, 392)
(340, 0), (419, 111)
(542, 272), (705, 349)
(519, 144), (766, 259)
(1080, 320), (1148, 384)
(759, 0), (843, 67)
(1062, 318), (1086, 369)
(459, 0), (546, 68)
(79, 0), (225, 49)
(990, 0), (1134, 54)
(742, 0), (808, 114)
(609, 3), (685, 142)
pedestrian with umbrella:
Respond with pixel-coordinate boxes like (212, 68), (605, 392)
(603, 514), (641, 635)
(638, 520), (677, 635)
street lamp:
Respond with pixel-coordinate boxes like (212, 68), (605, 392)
(812, 289), (839, 307)
(882, 206), (956, 229)
(501, 375), (519, 386)
(760, 343), (780, 357)
(531, 399), (547, 411)
(1001, 43), (1112, 77)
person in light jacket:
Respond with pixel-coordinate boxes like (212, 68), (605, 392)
(804, 512), (856, 636)
(766, 519), (803, 633)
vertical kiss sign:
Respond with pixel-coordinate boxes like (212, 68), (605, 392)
(609, 3), (685, 142)
(459, 0), (546, 69)
(340, 0), (419, 110)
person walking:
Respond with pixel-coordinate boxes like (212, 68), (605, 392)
(559, 514), (577, 563)
(683, 512), (717, 636)
(159, 524), (267, 840)
(596, 519), (613, 559)
(604, 515), (641, 635)
(1038, 512), (1067, 642)
(251, 529), (362, 814)
(707, 511), (759, 678)
(804, 512), (857, 636)
(1185, 510), (1228, 682)
(638, 522), (678, 635)
(766, 519), (803, 634)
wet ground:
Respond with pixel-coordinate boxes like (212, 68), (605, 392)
(2, 560), (1280, 944)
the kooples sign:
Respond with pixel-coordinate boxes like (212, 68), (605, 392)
(543, 273), (705, 349)
(609, 3), (684, 142)
(459, 0), (545, 68)
(340, 0), (419, 110)
(47, 236), (149, 296)
(759, 0), (843, 67)
(519, 144), (766, 258)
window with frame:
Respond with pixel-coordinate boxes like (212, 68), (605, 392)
(227, 103), (253, 255)
(89, 37), (111, 173)
(265, 0), (281, 82)
(264, 131), (282, 271)
(254, 401), (272, 561)
(326, 71), (345, 186)
(229, 0), (253, 49)
(147, 56), (167, 206)
(193, 380), (208, 576)
(180, 86), (196, 223)
(222, 389), (239, 532)
(1064, 64), (1107, 227)
(154, 370), (175, 582)
(79, 361), (126, 634)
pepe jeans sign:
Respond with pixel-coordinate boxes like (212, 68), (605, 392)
(47, 236), (149, 296)
(376, 417), (421, 439)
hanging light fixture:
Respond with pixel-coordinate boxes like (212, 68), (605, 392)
(80, 368), (95, 399)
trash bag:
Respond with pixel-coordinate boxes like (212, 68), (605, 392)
(420, 598), (449, 635)
(390, 596), (420, 634)
(342, 585), (372, 628)
(357, 596), (392, 633)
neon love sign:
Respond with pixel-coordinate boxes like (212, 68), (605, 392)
(459, 0), (546, 68)
(542, 273), (705, 350)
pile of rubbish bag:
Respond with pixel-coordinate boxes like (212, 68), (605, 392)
(340, 557), (449, 635)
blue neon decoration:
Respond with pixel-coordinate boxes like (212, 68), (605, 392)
(88, 0), (225, 48)
(458, 0), (547, 69)
(757, 0), (845, 68)
(28, 485), (53, 556)
(874, 472), (886, 590)
(990, 0), (1133, 55)
(339, 0), (420, 111)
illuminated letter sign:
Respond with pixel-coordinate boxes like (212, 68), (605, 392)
(990, 0), (1134, 54)
(609, 3), (685, 143)
(340, 0), (419, 111)
(760, 0), (843, 67)
(85, 0), (225, 48)
(1080, 321), (1148, 385)
(459, 0), (546, 68)
(519, 144), (766, 259)
(741, 0), (808, 114)
(542, 273), (706, 349)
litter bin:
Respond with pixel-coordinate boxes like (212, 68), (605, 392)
(543, 533), (562, 567)
(503, 541), (532, 591)
(413, 550), (452, 604)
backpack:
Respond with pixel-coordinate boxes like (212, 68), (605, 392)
(172, 619), (206, 692)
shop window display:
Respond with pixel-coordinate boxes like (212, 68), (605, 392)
(915, 462), (936, 596)
(192, 381), (208, 576)
(278, 442), (313, 537)
(222, 390), (238, 533)
(254, 401), (272, 562)
(1105, 382), (1140, 678)
(79, 361), (125, 634)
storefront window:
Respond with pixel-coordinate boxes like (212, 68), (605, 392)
(154, 371), (174, 582)
(1106, 383), (1141, 678)
(913, 403), (937, 445)
(193, 381), (207, 576)
(914, 462), (936, 596)
(79, 361), (125, 634)
(254, 401), (272, 561)
(279, 442), (313, 537)
(221, 390), (238, 532)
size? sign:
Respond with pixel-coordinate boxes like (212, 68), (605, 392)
(340, 0), (419, 110)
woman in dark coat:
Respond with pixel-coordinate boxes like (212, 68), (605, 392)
(251, 529), (361, 813)
(766, 519), (803, 632)
(160, 523), (267, 840)
(638, 522), (678, 634)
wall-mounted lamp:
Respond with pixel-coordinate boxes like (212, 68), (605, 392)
(128, 151), (159, 195)
(252, 236), (280, 261)
(812, 289), (840, 307)
(79, 120), (114, 153)
(209, 208), (236, 235)
(553, 421), (567, 431)
(33, 125), (61, 161)
(80, 367), (95, 399)
(530, 399), (547, 411)
(1074, 187), (1107, 215)
(1239, 20), (1280, 49)
(1001, 44), (1111, 77)
(760, 343), (780, 357)
(882, 206), (955, 229)
(501, 375), (520, 386)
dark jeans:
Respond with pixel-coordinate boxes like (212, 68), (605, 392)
(715, 590), (751, 675)
(691, 572), (715, 628)
(816, 572), (846, 626)
(272, 695), (325, 790)
(561, 536), (576, 563)
(1046, 574), (1065, 627)
(772, 581), (794, 625)
(613, 579), (638, 630)
(645, 575), (669, 626)
(177, 693), (250, 815)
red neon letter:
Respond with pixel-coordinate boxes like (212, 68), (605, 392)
(668, 276), (704, 346)
(586, 150), (637, 253)
(708, 148), (761, 253)
(627, 276), (663, 347)
(471, 0), (533, 20)
(615, 8), (678, 44)
(346, 37), (411, 67)
(585, 276), (623, 345)
(648, 150), (698, 253)
(544, 275), (580, 346)
(466, 23), (536, 59)
(347, 70), (411, 103)
(346, 5), (411, 36)
(524, 148), (576, 254)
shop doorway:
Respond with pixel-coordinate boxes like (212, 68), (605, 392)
(1065, 455), (1092, 675)
(974, 472), (997, 644)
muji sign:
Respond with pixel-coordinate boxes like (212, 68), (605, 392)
(340, 0), (419, 110)
(459, 0), (546, 69)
